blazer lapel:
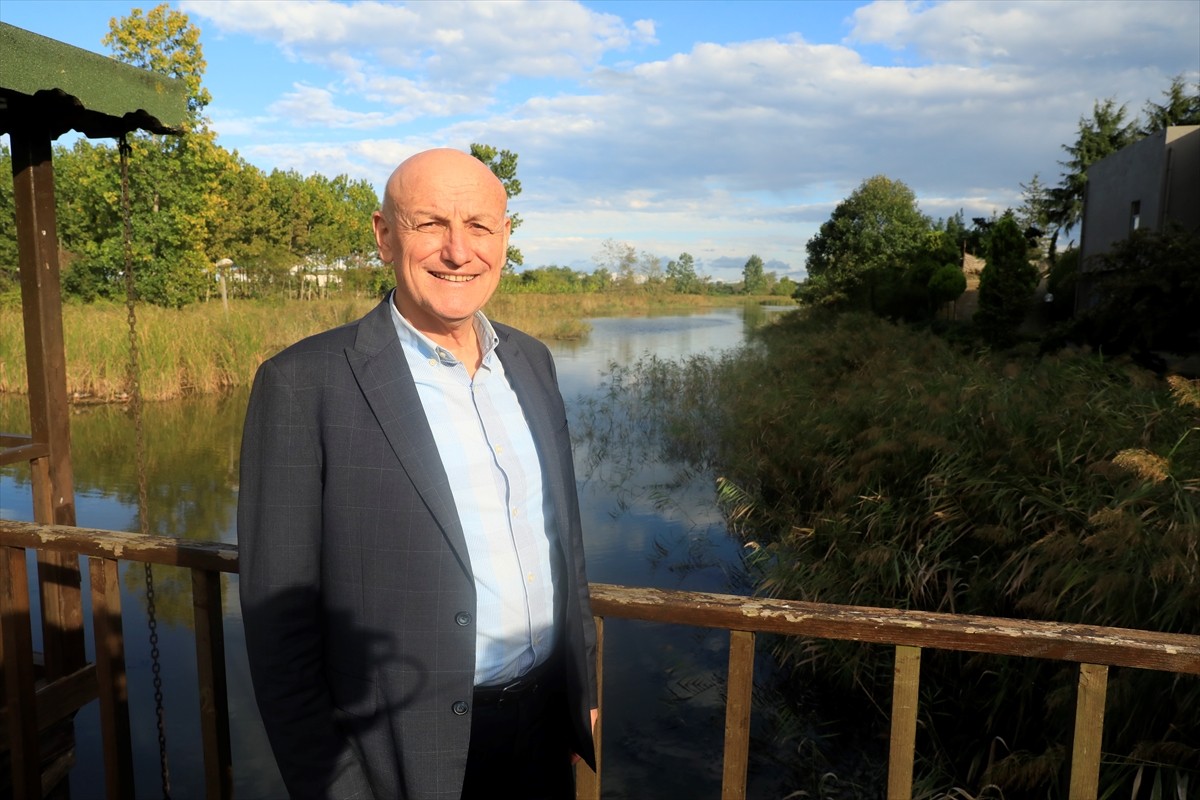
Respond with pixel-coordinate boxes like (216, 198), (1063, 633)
(345, 299), (472, 576)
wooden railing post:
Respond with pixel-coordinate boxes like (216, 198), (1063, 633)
(90, 555), (134, 799)
(193, 568), (233, 800)
(1069, 663), (1108, 800)
(887, 645), (922, 800)
(1, 544), (41, 797)
(722, 629), (755, 800)
(575, 615), (604, 800)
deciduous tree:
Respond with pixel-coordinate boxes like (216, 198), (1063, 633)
(799, 175), (929, 309)
(666, 252), (700, 293)
(98, 4), (221, 305)
(470, 143), (523, 271)
(742, 254), (767, 295)
(595, 239), (638, 288)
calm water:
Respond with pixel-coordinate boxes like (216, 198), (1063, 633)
(0, 306), (788, 799)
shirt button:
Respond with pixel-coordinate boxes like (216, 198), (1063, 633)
(455, 612), (472, 626)
(452, 700), (469, 716)
(527, 572), (534, 583)
(427, 358), (437, 366)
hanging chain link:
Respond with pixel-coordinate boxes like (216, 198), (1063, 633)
(119, 135), (172, 800)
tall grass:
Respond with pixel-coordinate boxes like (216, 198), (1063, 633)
(0, 293), (783, 400)
(576, 309), (1199, 797)
(0, 299), (374, 400)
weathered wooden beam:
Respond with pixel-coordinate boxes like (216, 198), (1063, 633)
(10, 126), (86, 680)
(10, 126), (75, 531)
(193, 568), (233, 800)
(887, 645), (922, 800)
(37, 547), (87, 679)
(90, 555), (134, 799)
(29, 456), (53, 537)
(0, 439), (49, 467)
(1068, 663), (1108, 800)
(0, 520), (239, 574)
(721, 629), (755, 800)
(589, 584), (1200, 675)
(0, 663), (98, 749)
(1, 545), (41, 798)
(0, 434), (36, 447)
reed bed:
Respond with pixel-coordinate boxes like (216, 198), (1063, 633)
(0, 300), (375, 400)
(576, 309), (1199, 797)
(0, 292), (779, 400)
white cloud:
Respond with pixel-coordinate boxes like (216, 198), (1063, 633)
(269, 84), (405, 129)
(183, 0), (652, 88)
(848, 0), (1199, 69)
(184, 0), (1198, 272)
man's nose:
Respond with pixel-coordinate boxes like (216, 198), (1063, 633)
(441, 224), (471, 266)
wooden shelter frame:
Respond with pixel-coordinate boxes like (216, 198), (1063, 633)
(0, 21), (187, 796)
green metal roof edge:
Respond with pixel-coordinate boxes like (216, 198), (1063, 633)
(0, 21), (188, 133)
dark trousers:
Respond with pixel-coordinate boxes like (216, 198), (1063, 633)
(461, 668), (575, 800)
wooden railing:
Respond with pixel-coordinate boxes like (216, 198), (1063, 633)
(2, 519), (1199, 799)
(0, 520), (237, 799)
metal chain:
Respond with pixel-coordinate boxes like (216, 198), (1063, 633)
(119, 135), (172, 800)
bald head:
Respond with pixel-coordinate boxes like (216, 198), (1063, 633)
(372, 147), (512, 346)
(380, 148), (508, 224)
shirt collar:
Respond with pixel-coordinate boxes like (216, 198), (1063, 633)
(387, 289), (500, 368)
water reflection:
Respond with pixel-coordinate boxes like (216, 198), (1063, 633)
(0, 304), (789, 799)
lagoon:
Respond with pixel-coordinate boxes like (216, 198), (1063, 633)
(0, 305), (787, 799)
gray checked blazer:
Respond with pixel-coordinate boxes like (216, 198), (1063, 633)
(238, 297), (598, 799)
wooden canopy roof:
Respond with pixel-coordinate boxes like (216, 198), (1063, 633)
(0, 21), (187, 140)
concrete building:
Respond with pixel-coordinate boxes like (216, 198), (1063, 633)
(1076, 125), (1200, 311)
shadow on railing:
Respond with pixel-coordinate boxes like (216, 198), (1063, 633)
(3, 520), (1199, 800)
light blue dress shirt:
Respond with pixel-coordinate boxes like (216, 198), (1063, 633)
(389, 297), (558, 687)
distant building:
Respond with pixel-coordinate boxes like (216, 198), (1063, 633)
(951, 251), (986, 321)
(1076, 125), (1200, 311)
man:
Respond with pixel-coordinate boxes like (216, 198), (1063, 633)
(238, 148), (598, 800)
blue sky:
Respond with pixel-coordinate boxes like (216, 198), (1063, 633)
(2, 1), (1198, 281)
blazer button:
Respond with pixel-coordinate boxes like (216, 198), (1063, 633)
(455, 612), (472, 626)
(452, 700), (469, 716)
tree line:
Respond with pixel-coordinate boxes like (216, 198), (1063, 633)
(796, 75), (1199, 349)
(0, 5), (381, 308)
(505, 241), (797, 296)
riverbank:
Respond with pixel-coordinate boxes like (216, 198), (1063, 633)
(0, 292), (789, 401)
(580, 309), (1199, 796)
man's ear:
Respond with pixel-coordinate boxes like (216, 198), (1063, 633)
(372, 211), (393, 262)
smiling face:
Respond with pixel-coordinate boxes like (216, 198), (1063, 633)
(373, 149), (510, 343)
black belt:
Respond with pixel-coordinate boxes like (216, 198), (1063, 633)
(473, 659), (556, 707)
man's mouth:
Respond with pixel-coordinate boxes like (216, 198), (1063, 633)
(433, 273), (476, 283)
